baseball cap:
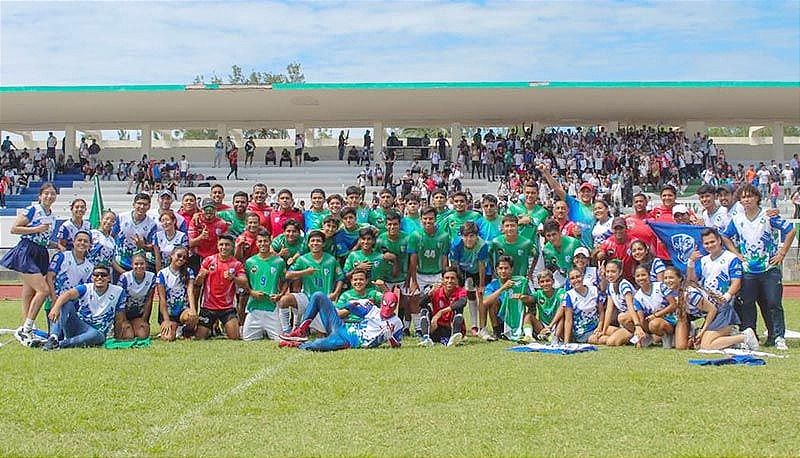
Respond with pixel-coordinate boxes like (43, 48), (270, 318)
(673, 204), (689, 215)
(158, 189), (174, 199)
(579, 182), (595, 192)
(380, 291), (399, 319)
(611, 217), (627, 229)
(201, 198), (216, 209)
(716, 183), (734, 193)
(574, 247), (591, 258)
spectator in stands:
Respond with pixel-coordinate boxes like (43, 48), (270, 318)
(227, 146), (239, 180)
(88, 138), (101, 163)
(265, 146), (277, 166)
(279, 148), (292, 167)
(294, 133), (304, 166)
(46, 132), (57, 157)
(1, 135), (16, 153)
(244, 136), (256, 167)
(214, 136), (225, 168)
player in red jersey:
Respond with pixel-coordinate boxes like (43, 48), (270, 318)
(195, 234), (248, 340)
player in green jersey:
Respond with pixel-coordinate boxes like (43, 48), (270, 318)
(488, 215), (537, 278)
(507, 182), (550, 244)
(376, 211), (411, 329)
(336, 269), (384, 325)
(477, 194), (503, 242)
(319, 215), (340, 255)
(346, 185), (371, 224)
(528, 270), (566, 342)
(542, 219), (581, 289)
(217, 191), (249, 237)
(271, 219), (304, 268)
(407, 206), (451, 335)
(483, 255), (535, 341)
(440, 191), (481, 240)
(368, 189), (395, 233)
(326, 194), (344, 219)
(344, 228), (389, 283)
(242, 230), (288, 341)
(448, 221), (489, 336)
(279, 230), (344, 333)
(431, 189), (453, 228)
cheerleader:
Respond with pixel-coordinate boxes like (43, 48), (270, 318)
(87, 210), (124, 275)
(599, 259), (639, 346)
(153, 210), (188, 272)
(630, 240), (665, 282)
(632, 265), (676, 348)
(1, 183), (57, 342)
(56, 198), (90, 251)
(156, 246), (198, 341)
(117, 254), (156, 339)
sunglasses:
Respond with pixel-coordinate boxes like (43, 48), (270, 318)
(92, 272), (110, 278)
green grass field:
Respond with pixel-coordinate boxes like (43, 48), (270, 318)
(1, 299), (799, 458)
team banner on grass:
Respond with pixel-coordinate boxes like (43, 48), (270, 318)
(647, 221), (708, 273)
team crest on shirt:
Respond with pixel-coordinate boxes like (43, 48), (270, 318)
(209, 263), (216, 271)
(324, 268), (330, 276)
(270, 267), (276, 274)
(251, 266), (258, 273)
(670, 234), (697, 265)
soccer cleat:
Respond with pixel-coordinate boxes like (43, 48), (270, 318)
(447, 332), (463, 347)
(519, 335), (535, 344)
(418, 336), (434, 347)
(742, 328), (760, 351)
(14, 327), (33, 347)
(41, 335), (60, 351)
(470, 326), (479, 337)
(280, 319), (312, 342)
(278, 340), (302, 348)
(775, 337), (788, 351)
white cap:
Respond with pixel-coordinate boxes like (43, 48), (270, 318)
(673, 204), (689, 215)
(574, 247), (591, 258)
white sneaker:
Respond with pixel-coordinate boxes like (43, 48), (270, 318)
(447, 332), (463, 347)
(418, 337), (434, 347)
(775, 337), (788, 351)
(661, 334), (674, 349)
(742, 328), (760, 351)
(477, 328), (497, 342)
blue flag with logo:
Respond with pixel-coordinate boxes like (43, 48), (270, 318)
(647, 221), (708, 273)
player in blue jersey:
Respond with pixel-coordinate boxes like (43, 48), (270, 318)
(1, 183), (58, 344)
(448, 221), (488, 335)
(56, 198), (90, 251)
(279, 279), (403, 351)
(44, 264), (127, 350)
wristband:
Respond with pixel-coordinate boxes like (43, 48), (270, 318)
(722, 292), (732, 302)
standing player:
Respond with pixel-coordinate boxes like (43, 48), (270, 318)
(344, 228), (388, 283)
(242, 231), (287, 341)
(153, 210), (189, 273)
(696, 184), (730, 232)
(400, 194), (422, 234)
(539, 164), (596, 248)
(376, 211), (410, 328)
(247, 183), (272, 230)
(113, 193), (158, 272)
(187, 198), (230, 273)
(407, 207), (451, 334)
(489, 215), (536, 278)
(345, 186), (371, 225)
(56, 198), (90, 251)
(269, 189), (304, 238)
(116, 253), (156, 339)
(440, 191), (481, 240)
(477, 194), (503, 242)
(304, 188), (330, 233)
(430, 189), (453, 228)
(194, 234), (249, 340)
(2, 183), (58, 343)
(507, 181), (550, 245)
(542, 219), (582, 289)
(235, 213), (263, 261)
(217, 191), (250, 237)
(368, 189), (395, 233)
(448, 221), (488, 336)
(417, 267), (468, 347)
(271, 220), (304, 268)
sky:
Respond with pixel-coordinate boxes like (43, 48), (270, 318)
(1, 0), (799, 86)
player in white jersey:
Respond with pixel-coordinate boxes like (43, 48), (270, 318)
(563, 268), (603, 344)
(598, 260), (640, 346)
(156, 246), (198, 341)
(663, 266), (757, 351)
(152, 210), (189, 272)
(88, 211), (120, 270)
(1, 183), (58, 344)
(44, 265), (127, 350)
(632, 265), (676, 348)
(46, 231), (94, 326)
(279, 291), (403, 351)
(56, 198), (91, 251)
(113, 193), (158, 271)
(117, 254), (156, 339)
(147, 189), (188, 233)
(696, 184), (730, 232)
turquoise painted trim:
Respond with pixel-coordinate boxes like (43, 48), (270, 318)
(1, 81), (797, 93)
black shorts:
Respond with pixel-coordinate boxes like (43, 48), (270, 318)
(198, 308), (238, 329)
(295, 149), (302, 156)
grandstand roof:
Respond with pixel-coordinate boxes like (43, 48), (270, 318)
(1, 81), (798, 129)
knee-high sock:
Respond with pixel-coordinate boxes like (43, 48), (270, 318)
(411, 313), (421, 334)
(468, 298), (478, 328)
(419, 309), (430, 338)
(452, 314), (464, 336)
(279, 307), (292, 333)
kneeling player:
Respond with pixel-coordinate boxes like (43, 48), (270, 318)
(279, 289), (403, 351)
(483, 256), (534, 341)
(418, 267), (468, 347)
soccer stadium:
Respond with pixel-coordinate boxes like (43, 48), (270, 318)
(1, 2), (799, 457)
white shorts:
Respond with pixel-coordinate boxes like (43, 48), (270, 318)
(416, 273), (442, 293)
(242, 309), (281, 341)
(292, 293), (325, 333)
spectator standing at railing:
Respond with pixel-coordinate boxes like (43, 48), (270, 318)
(46, 132), (57, 158)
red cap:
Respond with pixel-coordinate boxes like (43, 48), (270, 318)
(579, 182), (595, 192)
(380, 291), (399, 319)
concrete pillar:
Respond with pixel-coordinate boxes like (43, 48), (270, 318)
(530, 122), (541, 135)
(216, 123), (227, 140)
(450, 122), (461, 161)
(65, 125), (76, 157)
(141, 125), (152, 156)
(372, 121), (384, 154)
(773, 122), (785, 161)
(684, 121), (707, 139)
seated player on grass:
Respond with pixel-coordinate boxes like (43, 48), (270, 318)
(242, 230), (287, 341)
(116, 253), (156, 340)
(597, 259), (638, 346)
(417, 267), (468, 347)
(483, 256), (534, 342)
(156, 246), (198, 341)
(279, 290), (403, 351)
(632, 265), (677, 348)
(563, 268), (604, 345)
(663, 266), (758, 351)
(43, 264), (126, 350)
(279, 230), (344, 334)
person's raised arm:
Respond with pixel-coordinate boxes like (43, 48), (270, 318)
(537, 164), (566, 201)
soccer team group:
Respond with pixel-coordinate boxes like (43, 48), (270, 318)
(2, 162), (795, 352)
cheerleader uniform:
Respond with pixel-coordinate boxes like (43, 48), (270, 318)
(1, 203), (55, 275)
